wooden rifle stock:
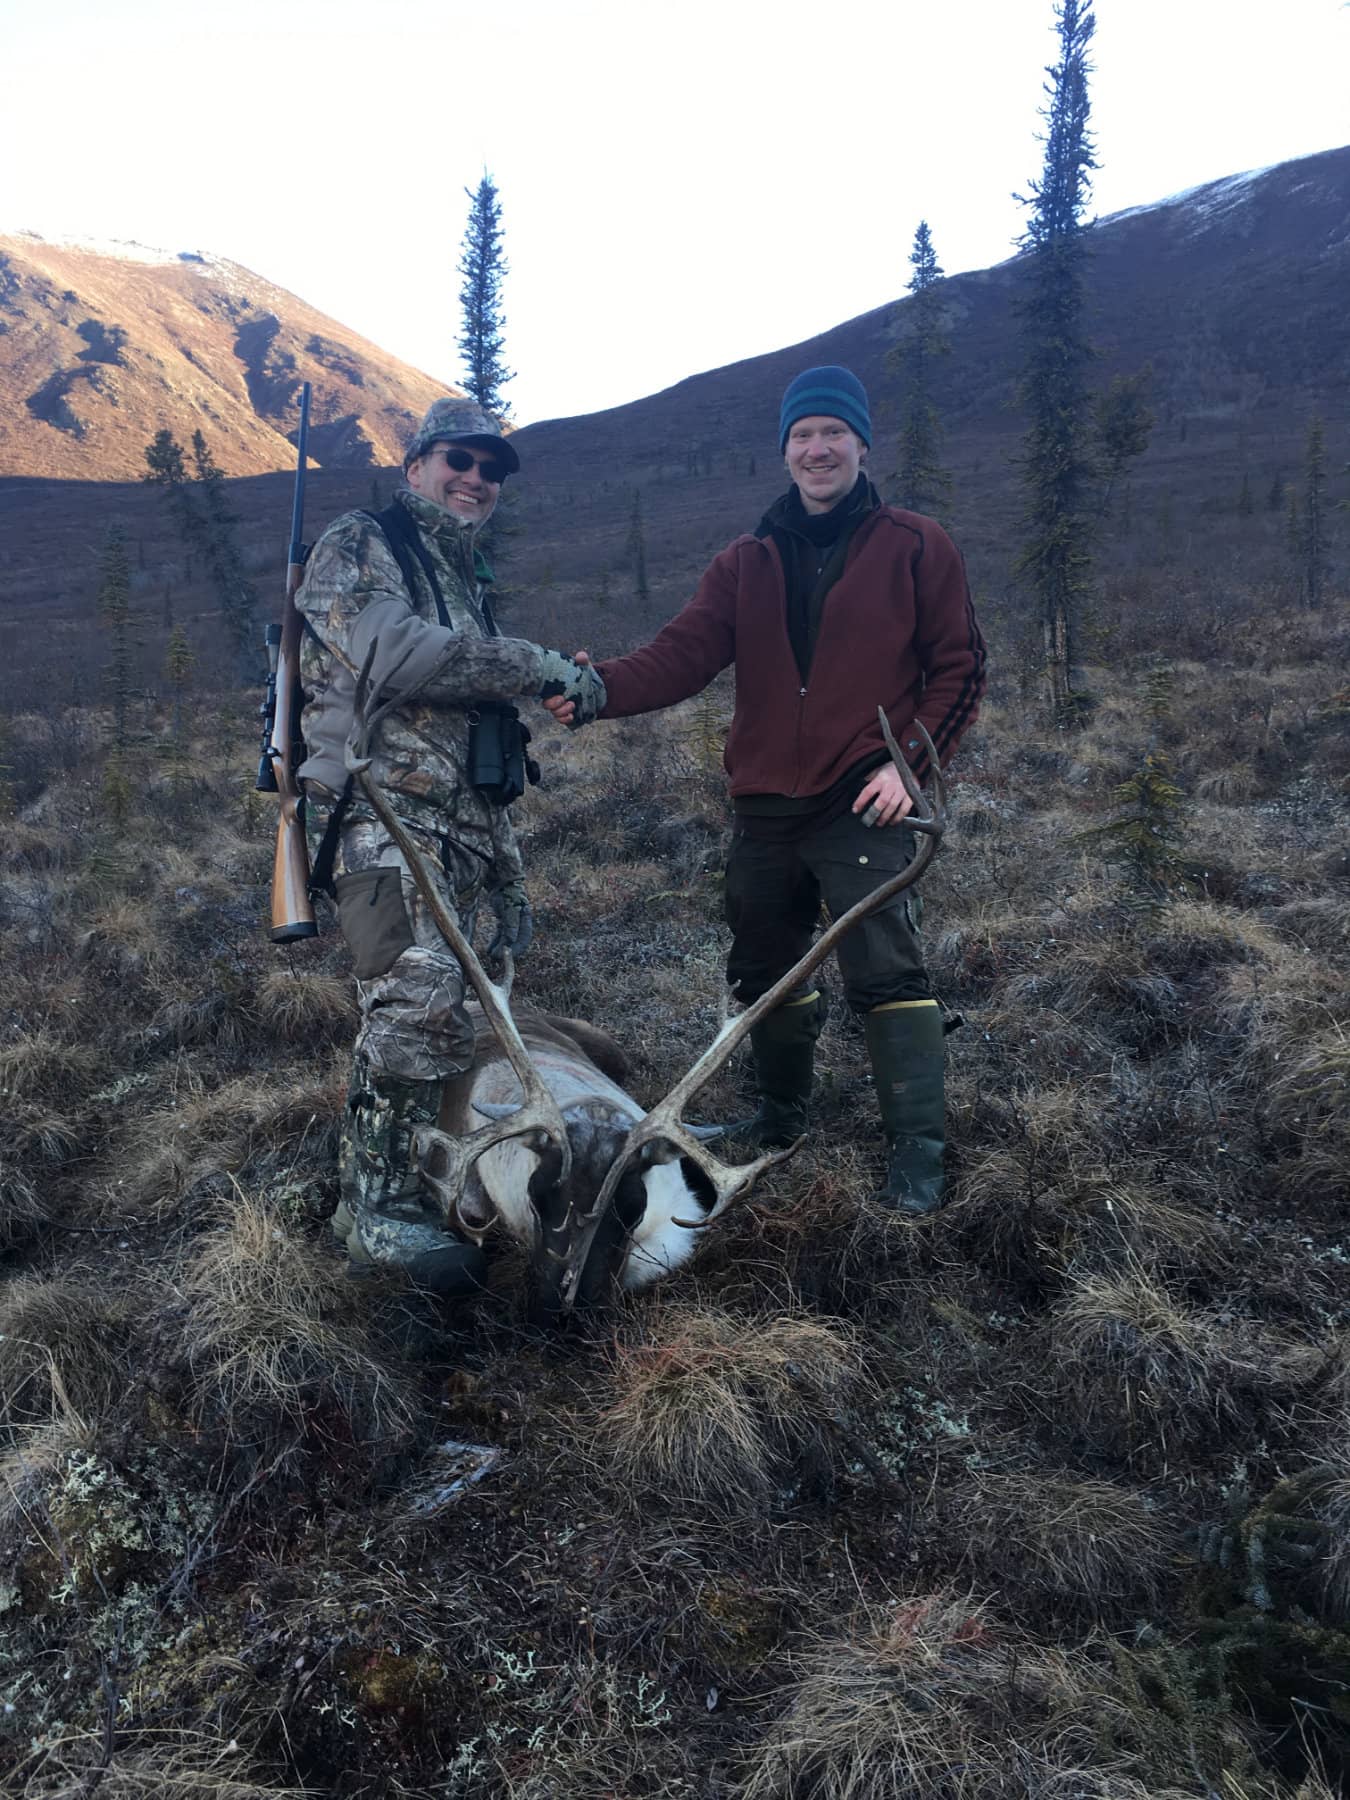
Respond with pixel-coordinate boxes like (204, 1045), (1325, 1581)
(260, 384), (318, 942)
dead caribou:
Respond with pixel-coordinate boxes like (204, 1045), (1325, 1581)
(346, 661), (946, 1311)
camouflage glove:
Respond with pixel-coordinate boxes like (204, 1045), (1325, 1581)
(537, 650), (607, 728)
(486, 880), (534, 960)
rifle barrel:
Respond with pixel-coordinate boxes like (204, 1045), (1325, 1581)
(288, 382), (311, 566)
(266, 383), (318, 941)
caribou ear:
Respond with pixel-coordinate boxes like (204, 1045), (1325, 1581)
(682, 1121), (725, 1142)
(474, 1100), (522, 1121)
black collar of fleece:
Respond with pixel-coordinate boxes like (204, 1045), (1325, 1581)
(756, 472), (879, 545)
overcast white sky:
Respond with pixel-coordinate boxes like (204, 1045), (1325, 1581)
(3, 0), (1346, 426)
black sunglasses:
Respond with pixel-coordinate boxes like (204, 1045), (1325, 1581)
(431, 444), (509, 485)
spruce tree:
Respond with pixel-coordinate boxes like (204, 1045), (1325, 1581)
(457, 174), (513, 416)
(1300, 416), (1328, 607)
(0, 715), (15, 821)
(888, 220), (952, 514)
(143, 428), (198, 553)
(191, 430), (260, 666)
(144, 429), (259, 680)
(164, 623), (195, 803)
(1015, 0), (1098, 728)
(97, 524), (134, 753)
(1093, 368), (1153, 520)
(627, 488), (650, 606)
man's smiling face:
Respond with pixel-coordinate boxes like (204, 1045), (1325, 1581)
(406, 441), (502, 526)
(785, 415), (865, 514)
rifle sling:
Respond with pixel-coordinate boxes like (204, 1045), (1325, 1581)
(307, 781), (352, 900)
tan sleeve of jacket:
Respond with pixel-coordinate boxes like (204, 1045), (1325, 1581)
(299, 515), (545, 703)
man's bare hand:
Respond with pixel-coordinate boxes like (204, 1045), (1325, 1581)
(853, 761), (915, 827)
(540, 650), (593, 726)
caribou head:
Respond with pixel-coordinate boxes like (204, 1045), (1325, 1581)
(346, 648), (946, 1311)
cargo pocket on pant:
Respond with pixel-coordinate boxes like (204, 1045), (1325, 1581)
(335, 866), (415, 979)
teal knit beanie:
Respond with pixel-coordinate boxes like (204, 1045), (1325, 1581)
(779, 366), (871, 451)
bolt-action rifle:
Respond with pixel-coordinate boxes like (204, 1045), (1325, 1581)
(257, 382), (317, 941)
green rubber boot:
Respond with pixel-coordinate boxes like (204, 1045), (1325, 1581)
(864, 1000), (947, 1216)
(333, 1060), (487, 1297)
(724, 991), (824, 1152)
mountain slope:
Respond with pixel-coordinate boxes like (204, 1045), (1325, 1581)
(0, 146), (1345, 700)
(0, 234), (458, 479)
(504, 144), (1350, 590)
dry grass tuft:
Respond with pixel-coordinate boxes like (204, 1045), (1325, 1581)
(7, 1727), (316, 1797)
(1269, 894), (1350, 955)
(1268, 1028), (1350, 1147)
(177, 1191), (418, 1484)
(597, 1305), (866, 1515)
(253, 968), (357, 1044)
(1311, 1459), (1350, 1627)
(76, 896), (176, 981)
(0, 1029), (106, 1104)
(1197, 763), (1261, 804)
(1, 817), (74, 872)
(0, 1412), (96, 1550)
(737, 1591), (1274, 1799)
(737, 1595), (1146, 1800)
(958, 1470), (1174, 1613)
(710, 1146), (930, 1314)
(952, 1151), (1228, 1290)
(1003, 943), (1189, 1052)
(1045, 1264), (1271, 1459)
(1139, 900), (1285, 975)
(106, 1066), (343, 1215)
(0, 1145), (54, 1248)
(0, 1276), (135, 1436)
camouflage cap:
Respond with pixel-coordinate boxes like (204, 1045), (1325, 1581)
(403, 397), (520, 474)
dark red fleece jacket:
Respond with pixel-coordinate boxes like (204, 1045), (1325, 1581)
(596, 505), (987, 795)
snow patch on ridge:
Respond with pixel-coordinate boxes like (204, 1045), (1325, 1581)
(0, 228), (301, 314)
(3, 229), (221, 267)
(1097, 165), (1275, 230)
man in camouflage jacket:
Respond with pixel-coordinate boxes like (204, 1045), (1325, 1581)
(298, 398), (605, 1295)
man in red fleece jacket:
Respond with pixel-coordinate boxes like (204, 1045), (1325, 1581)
(547, 366), (987, 1214)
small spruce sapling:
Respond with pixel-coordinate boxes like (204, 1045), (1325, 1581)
(97, 524), (134, 755)
(627, 487), (650, 607)
(164, 624), (195, 802)
(1078, 666), (1188, 909)
(1299, 415), (1329, 608)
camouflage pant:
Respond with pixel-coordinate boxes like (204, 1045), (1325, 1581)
(331, 818), (488, 1083)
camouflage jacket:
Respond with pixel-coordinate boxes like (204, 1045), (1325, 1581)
(297, 487), (546, 888)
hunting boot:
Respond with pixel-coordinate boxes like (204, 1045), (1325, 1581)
(864, 999), (947, 1216)
(724, 990), (824, 1152)
(332, 1060), (487, 1297)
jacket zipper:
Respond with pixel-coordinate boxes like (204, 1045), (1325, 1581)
(793, 683), (808, 798)
(774, 543), (807, 797)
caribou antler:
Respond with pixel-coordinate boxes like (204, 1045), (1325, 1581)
(560, 712), (947, 1308)
(344, 643), (574, 1232)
